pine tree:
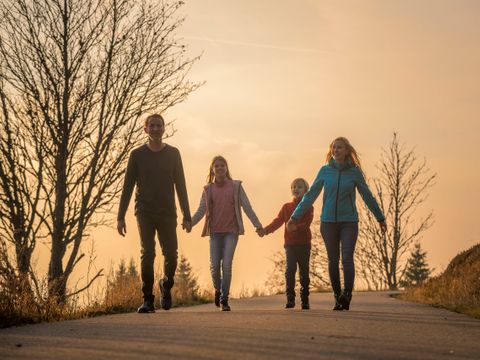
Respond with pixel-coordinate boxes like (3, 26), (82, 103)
(401, 243), (432, 288)
(173, 255), (200, 304)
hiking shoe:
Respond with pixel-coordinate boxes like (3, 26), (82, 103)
(339, 291), (352, 311)
(285, 300), (295, 309)
(137, 299), (155, 313)
(221, 299), (231, 311)
(214, 290), (221, 307)
(160, 279), (172, 310)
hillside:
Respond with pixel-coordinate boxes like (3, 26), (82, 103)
(401, 243), (480, 318)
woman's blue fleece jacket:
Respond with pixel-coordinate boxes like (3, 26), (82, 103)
(291, 159), (385, 223)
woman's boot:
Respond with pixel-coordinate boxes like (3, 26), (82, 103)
(339, 291), (352, 310)
(333, 293), (343, 311)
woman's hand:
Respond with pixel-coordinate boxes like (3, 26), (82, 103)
(379, 220), (387, 233)
(286, 219), (297, 232)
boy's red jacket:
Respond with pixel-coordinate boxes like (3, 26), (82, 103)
(264, 198), (314, 246)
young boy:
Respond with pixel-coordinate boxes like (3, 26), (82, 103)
(259, 178), (314, 309)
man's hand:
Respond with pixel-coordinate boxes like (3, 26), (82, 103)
(286, 219), (297, 232)
(256, 227), (266, 237)
(117, 219), (126, 237)
(182, 220), (192, 233)
(379, 220), (387, 233)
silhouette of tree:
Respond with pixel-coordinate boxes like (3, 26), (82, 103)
(358, 133), (436, 290)
(0, 0), (200, 302)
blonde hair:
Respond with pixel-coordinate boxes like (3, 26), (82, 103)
(291, 178), (309, 192)
(144, 113), (165, 127)
(207, 155), (232, 183)
(326, 137), (362, 169)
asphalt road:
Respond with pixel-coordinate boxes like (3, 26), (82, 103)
(1, 292), (479, 359)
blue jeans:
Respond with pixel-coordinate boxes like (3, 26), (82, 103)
(209, 232), (239, 302)
(320, 222), (358, 295)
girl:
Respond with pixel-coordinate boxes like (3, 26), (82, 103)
(260, 178), (314, 310)
(191, 156), (263, 311)
(287, 137), (387, 311)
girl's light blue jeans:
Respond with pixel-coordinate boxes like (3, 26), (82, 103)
(209, 232), (239, 302)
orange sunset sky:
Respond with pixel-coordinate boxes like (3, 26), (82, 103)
(36, 0), (480, 294)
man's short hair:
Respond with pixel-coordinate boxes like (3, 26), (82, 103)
(144, 113), (165, 127)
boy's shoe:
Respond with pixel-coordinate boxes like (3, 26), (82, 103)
(339, 291), (352, 311)
(301, 303), (310, 310)
(137, 297), (155, 313)
(301, 295), (309, 310)
(160, 279), (172, 310)
(285, 300), (295, 309)
(214, 290), (221, 307)
(333, 293), (343, 311)
(220, 299), (231, 311)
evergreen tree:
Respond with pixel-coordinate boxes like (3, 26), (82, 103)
(401, 243), (432, 288)
(174, 255), (200, 304)
(127, 258), (139, 278)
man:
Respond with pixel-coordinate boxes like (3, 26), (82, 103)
(117, 114), (192, 313)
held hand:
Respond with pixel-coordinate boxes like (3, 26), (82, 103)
(379, 220), (387, 233)
(256, 227), (266, 237)
(117, 220), (126, 237)
(182, 220), (192, 233)
(286, 219), (297, 232)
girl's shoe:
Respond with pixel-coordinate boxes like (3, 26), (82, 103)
(214, 290), (221, 307)
(221, 299), (231, 311)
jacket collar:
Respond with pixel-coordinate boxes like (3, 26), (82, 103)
(328, 158), (354, 170)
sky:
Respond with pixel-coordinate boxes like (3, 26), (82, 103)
(50, 0), (480, 295)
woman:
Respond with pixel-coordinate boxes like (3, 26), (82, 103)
(191, 155), (263, 311)
(287, 137), (387, 310)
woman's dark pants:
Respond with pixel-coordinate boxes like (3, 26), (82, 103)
(320, 222), (358, 295)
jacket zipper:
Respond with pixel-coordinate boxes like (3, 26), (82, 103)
(334, 169), (342, 222)
(349, 194), (354, 214)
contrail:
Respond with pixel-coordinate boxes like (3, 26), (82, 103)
(182, 35), (332, 54)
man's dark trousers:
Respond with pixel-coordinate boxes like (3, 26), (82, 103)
(136, 214), (177, 300)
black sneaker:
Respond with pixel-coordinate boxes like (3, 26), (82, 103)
(221, 299), (231, 311)
(214, 290), (221, 307)
(137, 299), (155, 313)
(160, 279), (172, 310)
(285, 300), (295, 309)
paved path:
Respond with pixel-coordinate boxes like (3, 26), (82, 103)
(1, 292), (479, 359)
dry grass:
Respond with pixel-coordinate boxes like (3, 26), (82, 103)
(0, 262), (213, 327)
(400, 243), (480, 318)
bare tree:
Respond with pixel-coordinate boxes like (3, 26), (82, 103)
(0, 0), (200, 301)
(358, 133), (436, 290)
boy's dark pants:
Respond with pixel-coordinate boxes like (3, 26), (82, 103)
(136, 214), (178, 300)
(285, 244), (311, 302)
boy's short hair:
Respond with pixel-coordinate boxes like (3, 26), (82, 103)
(291, 178), (309, 191)
(144, 113), (165, 127)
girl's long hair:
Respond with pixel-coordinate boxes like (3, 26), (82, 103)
(207, 155), (232, 183)
(326, 137), (362, 169)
